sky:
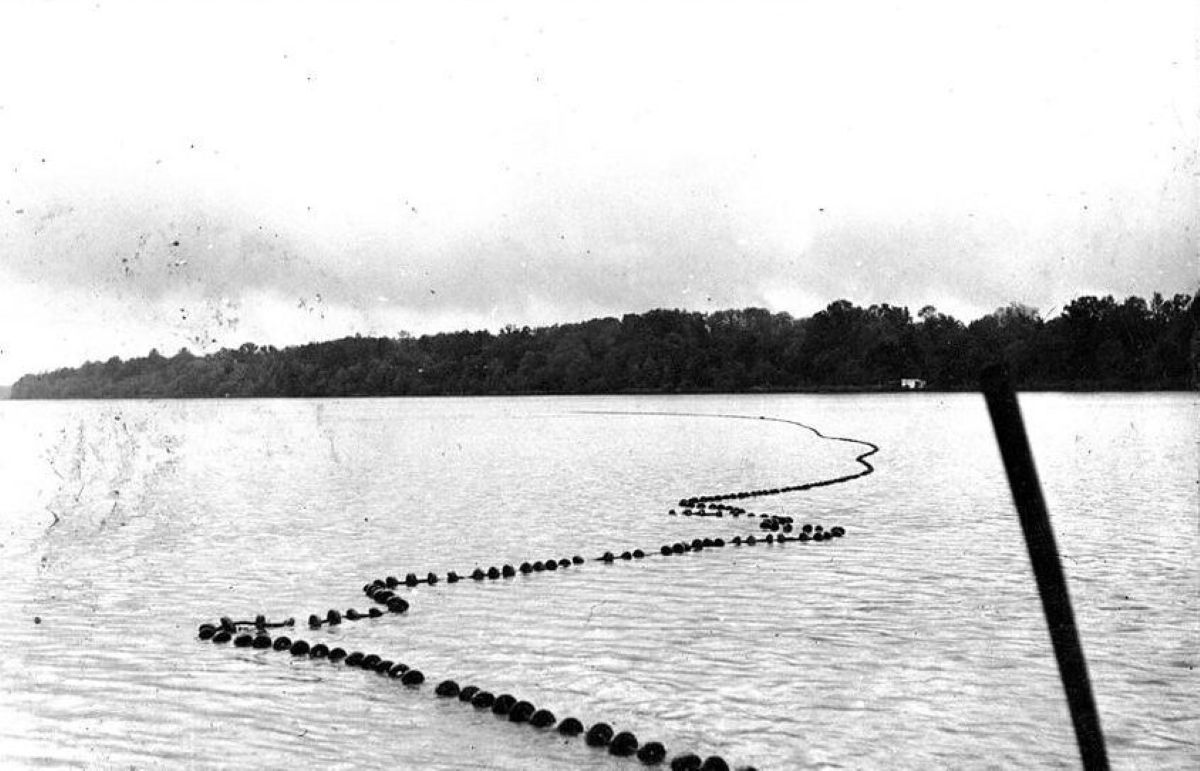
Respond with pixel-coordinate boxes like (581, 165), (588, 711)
(0, 1), (1196, 383)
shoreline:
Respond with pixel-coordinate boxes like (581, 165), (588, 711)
(5, 385), (1196, 401)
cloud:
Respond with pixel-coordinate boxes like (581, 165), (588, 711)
(794, 193), (1198, 319)
(2, 195), (344, 302)
(1, 162), (816, 323)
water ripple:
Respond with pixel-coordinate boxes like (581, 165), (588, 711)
(0, 394), (1195, 769)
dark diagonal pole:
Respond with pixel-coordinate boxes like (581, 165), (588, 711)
(980, 365), (1109, 770)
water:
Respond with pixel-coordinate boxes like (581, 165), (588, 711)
(0, 394), (1194, 769)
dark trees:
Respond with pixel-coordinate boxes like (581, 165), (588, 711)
(10, 291), (1195, 398)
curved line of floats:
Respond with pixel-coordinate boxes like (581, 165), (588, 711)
(196, 412), (880, 771)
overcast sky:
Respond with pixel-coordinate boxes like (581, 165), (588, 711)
(1, 1), (1196, 382)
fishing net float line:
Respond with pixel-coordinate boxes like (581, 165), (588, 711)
(196, 412), (878, 770)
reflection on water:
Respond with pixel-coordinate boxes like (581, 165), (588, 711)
(0, 394), (1195, 769)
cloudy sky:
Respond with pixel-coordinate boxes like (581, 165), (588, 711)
(1, 1), (1196, 383)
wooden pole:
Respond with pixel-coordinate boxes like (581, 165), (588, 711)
(979, 365), (1109, 771)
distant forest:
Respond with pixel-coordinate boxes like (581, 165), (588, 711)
(11, 292), (1197, 399)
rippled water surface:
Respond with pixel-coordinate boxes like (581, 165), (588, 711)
(0, 394), (1195, 769)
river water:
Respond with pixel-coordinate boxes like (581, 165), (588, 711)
(0, 393), (1194, 769)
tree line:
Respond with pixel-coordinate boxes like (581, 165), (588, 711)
(11, 292), (1196, 399)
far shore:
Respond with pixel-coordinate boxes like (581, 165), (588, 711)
(5, 383), (1196, 401)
